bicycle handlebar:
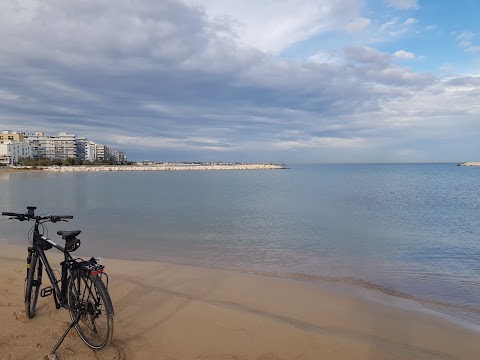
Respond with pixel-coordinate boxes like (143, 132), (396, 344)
(1, 209), (73, 222)
(2, 212), (19, 217)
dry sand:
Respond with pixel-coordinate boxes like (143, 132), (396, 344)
(1, 243), (479, 360)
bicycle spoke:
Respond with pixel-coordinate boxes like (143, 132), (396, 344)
(4, 208), (113, 351)
(68, 272), (113, 348)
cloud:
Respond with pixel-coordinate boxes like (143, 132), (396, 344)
(394, 50), (415, 60)
(380, 18), (399, 32)
(403, 18), (416, 26)
(379, 17), (416, 38)
(456, 31), (475, 40)
(0, 0), (478, 163)
(346, 17), (371, 33)
(344, 46), (391, 66)
(465, 46), (480, 53)
(185, 0), (363, 53)
(307, 51), (342, 64)
(459, 41), (472, 48)
(384, 0), (419, 10)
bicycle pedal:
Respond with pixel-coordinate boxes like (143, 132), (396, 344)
(41, 286), (53, 297)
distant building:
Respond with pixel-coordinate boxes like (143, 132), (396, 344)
(75, 137), (87, 161)
(85, 140), (97, 162)
(0, 130), (24, 142)
(118, 152), (127, 163)
(2, 130), (126, 163)
(94, 143), (106, 161)
(24, 132), (77, 159)
(0, 140), (32, 165)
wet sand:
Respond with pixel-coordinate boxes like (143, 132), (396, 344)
(0, 243), (479, 360)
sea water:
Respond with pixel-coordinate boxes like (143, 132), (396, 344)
(1, 164), (479, 326)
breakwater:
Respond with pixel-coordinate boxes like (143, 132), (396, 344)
(458, 162), (480, 166)
(42, 163), (286, 172)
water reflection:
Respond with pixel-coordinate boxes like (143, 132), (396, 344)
(1, 165), (480, 328)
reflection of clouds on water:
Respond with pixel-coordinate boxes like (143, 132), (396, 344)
(0, 172), (80, 207)
(1, 165), (480, 329)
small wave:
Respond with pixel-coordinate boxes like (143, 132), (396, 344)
(240, 269), (480, 324)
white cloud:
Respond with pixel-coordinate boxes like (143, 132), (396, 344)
(466, 46), (480, 53)
(0, 0), (479, 163)
(385, 0), (419, 10)
(459, 41), (472, 48)
(185, 0), (363, 53)
(273, 137), (368, 150)
(394, 50), (415, 60)
(457, 31), (475, 40)
(344, 46), (391, 66)
(403, 18), (416, 26)
(346, 17), (371, 33)
(307, 51), (342, 64)
(380, 18), (399, 32)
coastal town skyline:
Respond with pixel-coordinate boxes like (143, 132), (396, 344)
(0, 130), (126, 165)
(1, 1), (480, 163)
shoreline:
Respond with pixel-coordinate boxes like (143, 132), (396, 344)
(2, 237), (480, 332)
(1, 243), (479, 359)
(2, 163), (286, 173)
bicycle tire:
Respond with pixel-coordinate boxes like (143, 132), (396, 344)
(24, 252), (42, 318)
(67, 271), (114, 349)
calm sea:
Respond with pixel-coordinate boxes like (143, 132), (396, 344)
(1, 164), (480, 326)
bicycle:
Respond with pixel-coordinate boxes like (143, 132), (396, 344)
(2, 206), (114, 356)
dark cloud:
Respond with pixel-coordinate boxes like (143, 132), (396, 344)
(0, 0), (478, 162)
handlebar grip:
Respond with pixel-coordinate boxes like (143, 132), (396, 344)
(2, 212), (19, 216)
(57, 215), (73, 219)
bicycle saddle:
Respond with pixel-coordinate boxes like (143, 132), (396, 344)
(57, 230), (81, 239)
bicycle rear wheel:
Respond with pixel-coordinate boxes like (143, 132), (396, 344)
(25, 252), (42, 318)
(67, 271), (114, 349)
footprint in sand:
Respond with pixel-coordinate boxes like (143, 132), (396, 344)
(0, 302), (17, 307)
(1, 288), (14, 296)
(13, 311), (28, 323)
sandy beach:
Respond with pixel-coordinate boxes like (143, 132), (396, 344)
(0, 243), (479, 360)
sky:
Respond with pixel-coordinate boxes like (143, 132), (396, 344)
(0, 0), (480, 163)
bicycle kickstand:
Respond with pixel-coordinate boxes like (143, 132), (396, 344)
(48, 312), (81, 358)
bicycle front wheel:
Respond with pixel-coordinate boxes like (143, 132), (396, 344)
(25, 251), (42, 318)
(67, 271), (114, 349)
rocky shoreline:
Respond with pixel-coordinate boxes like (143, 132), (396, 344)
(36, 163), (287, 172)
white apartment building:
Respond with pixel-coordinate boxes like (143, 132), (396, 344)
(85, 140), (96, 162)
(25, 132), (77, 159)
(0, 141), (33, 165)
(95, 144), (106, 161)
(3, 130), (126, 163)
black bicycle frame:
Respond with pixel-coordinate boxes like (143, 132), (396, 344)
(31, 228), (73, 308)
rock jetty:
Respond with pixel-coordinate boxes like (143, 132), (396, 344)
(457, 162), (480, 166)
(43, 164), (286, 172)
